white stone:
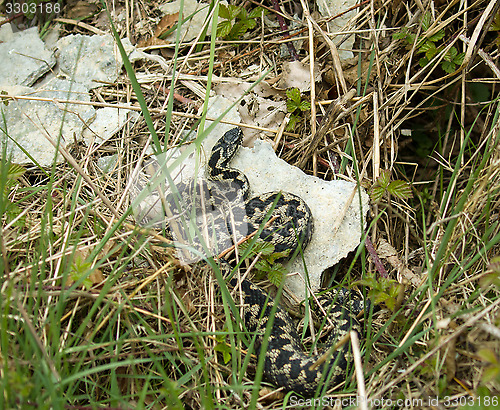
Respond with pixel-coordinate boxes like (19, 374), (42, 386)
(1, 78), (95, 166)
(316, 0), (357, 60)
(82, 105), (138, 145)
(0, 25), (56, 87)
(56, 34), (125, 89)
(159, 0), (217, 43)
(97, 154), (119, 174)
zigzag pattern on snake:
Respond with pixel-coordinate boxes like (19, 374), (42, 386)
(167, 128), (365, 396)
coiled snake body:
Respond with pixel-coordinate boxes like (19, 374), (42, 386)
(171, 128), (365, 396)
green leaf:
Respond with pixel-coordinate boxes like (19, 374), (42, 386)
(229, 20), (249, 40)
(482, 271), (500, 288)
(287, 100), (299, 113)
(422, 12), (432, 32)
(7, 163), (26, 182)
(442, 61), (457, 73)
(370, 170), (392, 202)
(387, 180), (413, 200)
(389, 282), (402, 299)
(428, 29), (445, 42)
(376, 169), (391, 189)
(371, 290), (389, 304)
(480, 271), (500, 288)
(71, 267), (93, 290)
(248, 7), (265, 19)
(370, 186), (385, 203)
(218, 4), (231, 20)
(70, 254), (94, 290)
(286, 88), (301, 107)
(214, 341), (231, 364)
(299, 100), (311, 112)
(227, 4), (242, 20)
(229, 4), (241, 20)
(267, 265), (286, 287)
(1, 163), (26, 199)
(355, 276), (378, 289)
(254, 241), (276, 256)
(393, 28), (409, 40)
(0, 163), (22, 185)
(418, 40), (435, 54)
(5, 203), (26, 227)
(237, 7), (248, 21)
(238, 240), (274, 258)
(286, 114), (300, 131)
(453, 52), (465, 66)
(267, 249), (291, 264)
(246, 18), (257, 30)
(425, 44), (438, 60)
(478, 349), (499, 365)
(384, 295), (396, 310)
(254, 259), (271, 274)
(419, 56), (430, 67)
(217, 21), (233, 38)
(488, 256), (500, 273)
(490, 11), (500, 31)
(371, 172), (412, 202)
(441, 61), (456, 74)
(444, 47), (458, 62)
(482, 366), (500, 383)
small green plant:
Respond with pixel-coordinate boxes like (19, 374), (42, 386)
(217, 4), (265, 40)
(286, 88), (310, 131)
(214, 332), (232, 364)
(480, 256), (500, 288)
(488, 11), (500, 48)
(355, 271), (403, 310)
(370, 169), (413, 203)
(239, 240), (289, 287)
(2, 368), (34, 407)
(1, 90), (9, 106)
(0, 162), (26, 226)
(69, 251), (94, 290)
(393, 12), (465, 73)
(477, 348), (500, 384)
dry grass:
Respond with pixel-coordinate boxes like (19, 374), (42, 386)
(1, 0), (500, 408)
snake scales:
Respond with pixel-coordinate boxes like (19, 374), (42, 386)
(166, 128), (365, 396)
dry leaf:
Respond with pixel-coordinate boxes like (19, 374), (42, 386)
(66, 247), (105, 288)
(137, 36), (169, 48)
(275, 61), (321, 92)
(378, 239), (423, 288)
(66, 0), (100, 20)
(258, 387), (285, 401)
(443, 337), (457, 381)
(155, 13), (179, 38)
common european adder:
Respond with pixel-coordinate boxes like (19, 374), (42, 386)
(166, 127), (366, 396)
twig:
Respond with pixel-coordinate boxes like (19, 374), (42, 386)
(53, 18), (107, 36)
(365, 236), (388, 278)
(308, 332), (351, 371)
(270, 0), (299, 60)
(351, 330), (367, 410)
(217, 215), (279, 260)
(298, 89), (356, 169)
